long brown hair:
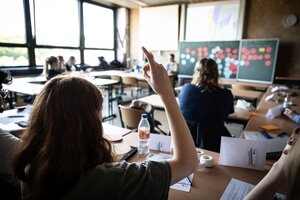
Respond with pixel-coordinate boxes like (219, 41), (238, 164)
(191, 58), (220, 92)
(13, 75), (113, 200)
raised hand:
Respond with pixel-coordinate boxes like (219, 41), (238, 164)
(141, 47), (173, 97)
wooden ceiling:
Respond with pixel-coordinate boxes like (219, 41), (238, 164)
(93, 0), (217, 8)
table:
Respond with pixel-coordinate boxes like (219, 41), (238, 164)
(175, 86), (263, 107)
(245, 87), (300, 135)
(137, 94), (252, 123)
(117, 132), (285, 200)
(3, 75), (119, 121)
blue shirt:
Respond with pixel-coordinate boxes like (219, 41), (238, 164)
(292, 114), (300, 124)
(178, 83), (234, 152)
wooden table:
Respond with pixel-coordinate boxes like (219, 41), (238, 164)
(137, 94), (252, 123)
(118, 132), (279, 200)
(245, 87), (300, 135)
(175, 86), (263, 107)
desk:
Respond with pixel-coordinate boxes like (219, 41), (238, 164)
(119, 132), (277, 200)
(137, 94), (251, 123)
(3, 76), (119, 121)
(245, 87), (300, 135)
(175, 86), (263, 106)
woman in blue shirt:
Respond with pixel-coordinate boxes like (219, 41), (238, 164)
(179, 58), (234, 152)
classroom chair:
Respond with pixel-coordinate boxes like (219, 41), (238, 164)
(186, 120), (232, 152)
(121, 76), (141, 98)
(118, 104), (167, 135)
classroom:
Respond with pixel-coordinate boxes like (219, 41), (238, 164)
(0, 0), (300, 199)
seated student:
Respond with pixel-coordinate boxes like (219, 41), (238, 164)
(178, 58), (234, 152)
(12, 47), (198, 200)
(65, 56), (78, 72)
(165, 53), (179, 75)
(284, 108), (300, 124)
(57, 55), (65, 71)
(43, 56), (63, 80)
(244, 126), (300, 200)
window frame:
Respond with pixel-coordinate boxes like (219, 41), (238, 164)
(0, 0), (117, 75)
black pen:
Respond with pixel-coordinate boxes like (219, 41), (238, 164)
(8, 115), (25, 118)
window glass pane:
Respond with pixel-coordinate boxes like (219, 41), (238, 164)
(83, 3), (114, 49)
(35, 0), (79, 46)
(35, 48), (80, 66)
(84, 50), (114, 66)
(0, 47), (28, 66)
(0, 0), (26, 44)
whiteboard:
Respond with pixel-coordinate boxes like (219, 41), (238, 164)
(185, 0), (245, 41)
(140, 5), (179, 50)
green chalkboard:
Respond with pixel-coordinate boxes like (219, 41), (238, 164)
(237, 39), (279, 84)
(179, 41), (240, 79)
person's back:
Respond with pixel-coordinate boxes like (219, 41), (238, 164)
(178, 58), (234, 152)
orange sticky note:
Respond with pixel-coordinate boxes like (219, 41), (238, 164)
(260, 125), (280, 131)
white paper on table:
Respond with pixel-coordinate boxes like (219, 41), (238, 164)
(220, 178), (286, 200)
(147, 153), (193, 192)
(243, 131), (289, 153)
(0, 123), (25, 132)
(219, 137), (267, 170)
(149, 134), (172, 152)
(265, 104), (284, 118)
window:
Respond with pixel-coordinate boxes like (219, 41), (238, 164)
(83, 3), (114, 49)
(0, 0), (26, 44)
(0, 47), (28, 66)
(35, 48), (80, 65)
(84, 50), (114, 66)
(34, 0), (79, 47)
(0, 0), (116, 69)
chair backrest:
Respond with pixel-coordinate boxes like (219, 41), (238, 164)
(122, 76), (138, 86)
(231, 84), (255, 91)
(118, 105), (145, 129)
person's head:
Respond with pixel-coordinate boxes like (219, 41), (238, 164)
(57, 55), (64, 68)
(13, 75), (113, 199)
(169, 54), (175, 62)
(43, 56), (59, 75)
(68, 56), (76, 65)
(191, 58), (220, 92)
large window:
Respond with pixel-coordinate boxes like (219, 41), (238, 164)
(34, 0), (79, 47)
(83, 3), (114, 49)
(0, 0), (26, 44)
(0, 0), (116, 69)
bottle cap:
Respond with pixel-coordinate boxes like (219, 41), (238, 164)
(141, 113), (148, 118)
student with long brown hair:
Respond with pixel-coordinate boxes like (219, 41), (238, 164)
(43, 56), (63, 80)
(178, 58), (234, 152)
(12, 47), (198, 200)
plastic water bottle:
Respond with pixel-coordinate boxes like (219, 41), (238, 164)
(138, 114), (150, 154)
(283, 94), (292, 109)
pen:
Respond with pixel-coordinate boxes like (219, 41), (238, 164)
(8, 115), (25, 118)
(186, 176), (192, 184)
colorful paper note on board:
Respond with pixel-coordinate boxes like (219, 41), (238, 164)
(260, 125), (280, 131)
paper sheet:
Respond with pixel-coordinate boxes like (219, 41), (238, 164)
(243, 131), (289, 153)
(149, 134), (172, 152)
(219, 137), (267, 170)
(220, 178), (286, 200)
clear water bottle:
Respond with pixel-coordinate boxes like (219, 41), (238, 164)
(283, 94), (292, 109)
(138, 114), (150, 154)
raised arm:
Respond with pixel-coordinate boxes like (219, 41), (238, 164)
(142, 47), (198, 184)
(244, 127), (300, 199)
